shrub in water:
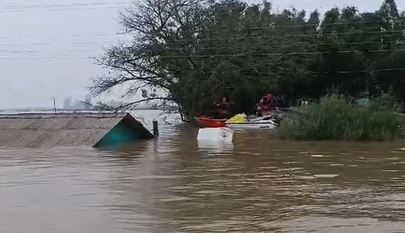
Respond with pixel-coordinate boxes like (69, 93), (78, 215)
(279, 96), (404, 141)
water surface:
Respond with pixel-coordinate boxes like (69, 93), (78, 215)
(1, 125), (405, 232)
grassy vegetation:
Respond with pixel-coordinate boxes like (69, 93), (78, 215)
(278, 96), (404, 141)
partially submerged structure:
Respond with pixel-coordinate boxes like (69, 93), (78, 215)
(0, 113), (154, 148)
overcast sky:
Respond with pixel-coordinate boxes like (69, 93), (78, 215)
(0, 0), (403, 109)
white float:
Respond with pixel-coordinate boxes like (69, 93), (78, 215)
(197, 127), (234, 143)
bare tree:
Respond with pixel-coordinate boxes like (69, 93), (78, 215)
(92, 0), (211, 119)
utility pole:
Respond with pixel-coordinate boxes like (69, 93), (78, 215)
(51, 97), (56, 113)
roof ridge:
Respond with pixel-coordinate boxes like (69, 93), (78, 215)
(0, 112), (129, 119)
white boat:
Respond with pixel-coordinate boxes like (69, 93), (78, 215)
(225, 116), (278, 129)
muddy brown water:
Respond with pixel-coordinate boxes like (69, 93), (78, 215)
(1, 125), (405, 232)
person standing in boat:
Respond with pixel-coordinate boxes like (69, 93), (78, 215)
(257, 92), (278, 116)
(215, 96), (230, 119)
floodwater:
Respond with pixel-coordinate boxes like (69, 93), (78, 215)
(2, 124), (405, 233)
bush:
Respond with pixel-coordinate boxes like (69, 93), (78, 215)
(369, 94), (403, 112)
(278, 96), (404, 141)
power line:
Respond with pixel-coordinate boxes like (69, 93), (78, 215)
(336, 67), (405, 74)
(1, 47), (404, 61)
(156, 48), (405, 59)
(0, 46), (405, 60)
(0, 20), (397, 41)
(0, 2), (131, 12)
(112, 21), (405, 39)
(168, 29), (405, 43)
(0, 56), (90, 61)
(0, 27), (397, 50)
(198, 20), (388, 31)
(162, 40), (404, 52)
(0, 32), (126, 41)
(275, 67), (405, 76)
(6, 38), (389, 52)
(3, 45), (405, 61)
(0, 21), (398, 46)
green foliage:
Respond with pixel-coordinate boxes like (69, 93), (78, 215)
(279, 96), (404, 141)
(94, 0), (405, 120)
(369, 93), (403, 112)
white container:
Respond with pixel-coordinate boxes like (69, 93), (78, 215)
(197, 127), (234, 143)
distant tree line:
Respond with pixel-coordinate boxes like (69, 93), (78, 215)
(92, 0), (405, 120)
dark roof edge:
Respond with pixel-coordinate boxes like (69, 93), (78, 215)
(0, 112), (128, 119)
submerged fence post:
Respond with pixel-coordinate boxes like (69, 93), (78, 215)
(153, 120), (159, 137)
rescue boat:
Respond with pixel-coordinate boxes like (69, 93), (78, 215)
(225, 115), (278, 130)
(194, 116), (227, 128)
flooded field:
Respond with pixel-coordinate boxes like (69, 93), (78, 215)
(1, 123), (405, 232)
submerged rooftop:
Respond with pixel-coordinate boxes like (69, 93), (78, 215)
(0, 112), (154, 148)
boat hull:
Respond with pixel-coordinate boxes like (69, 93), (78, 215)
(225, 115), (278, 129)
(194, 117), (226, 128)
(226, 122), (276, 129)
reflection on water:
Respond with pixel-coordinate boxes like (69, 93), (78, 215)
(1, 124), (405, 232)
(197, 140), (234, 155)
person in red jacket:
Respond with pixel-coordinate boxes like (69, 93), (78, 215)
(215, 96), (230, 119)
(257, 92), (277, 116)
